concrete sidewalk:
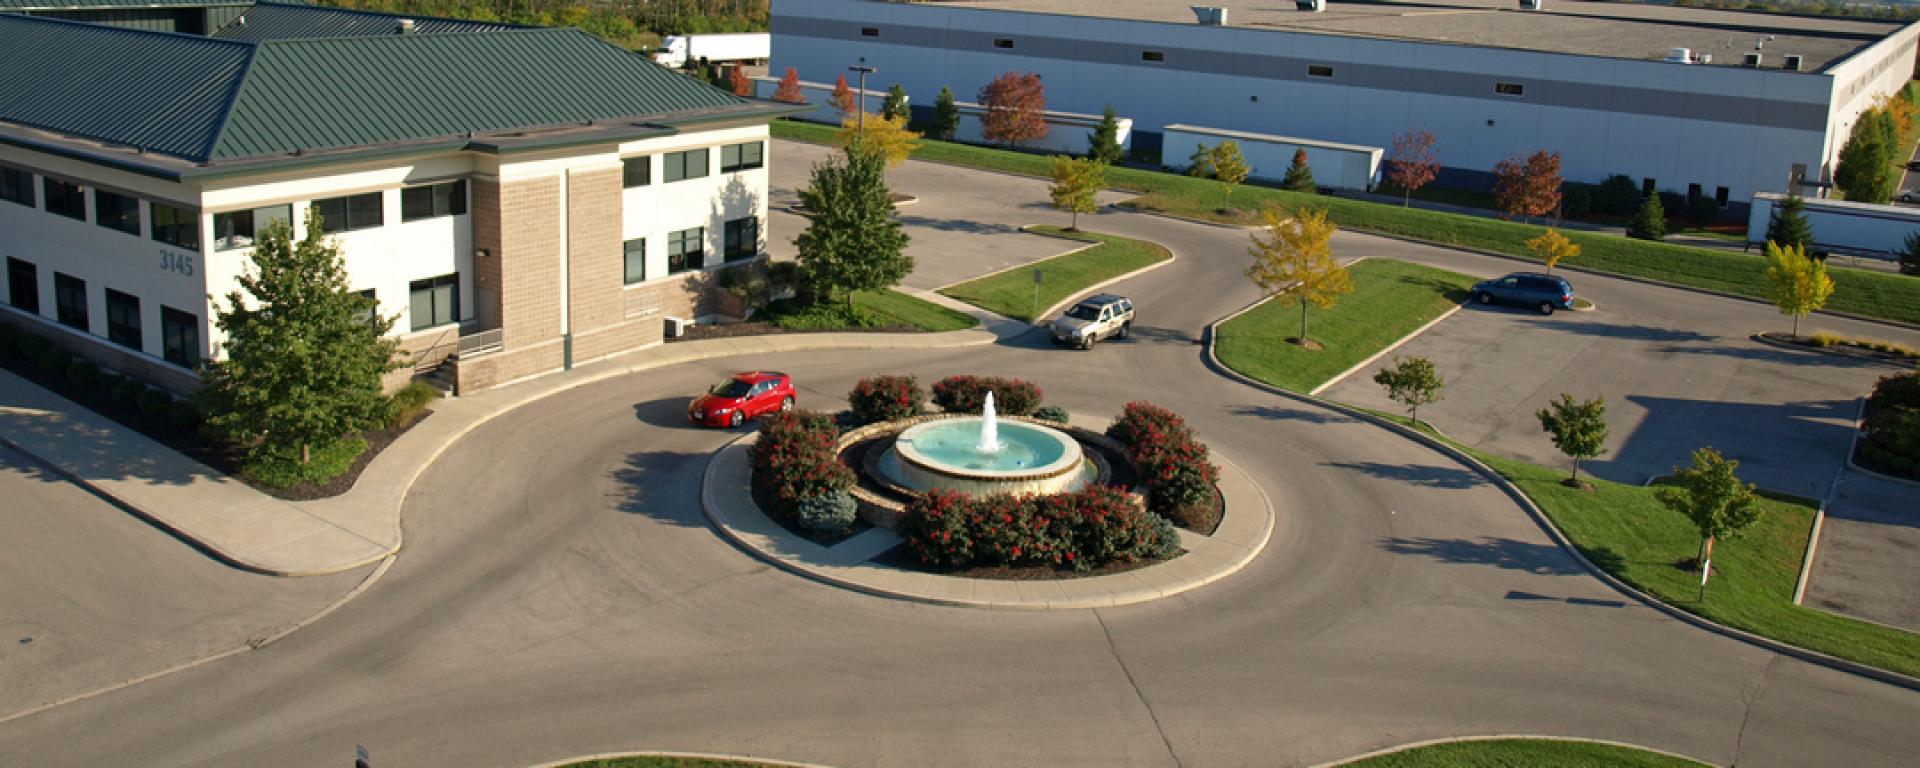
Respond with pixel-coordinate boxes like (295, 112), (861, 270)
(0, 306), (1025, 576)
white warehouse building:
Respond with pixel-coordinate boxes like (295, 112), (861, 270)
(771, 0), (1920, 209)
(0, 4), (797, 395)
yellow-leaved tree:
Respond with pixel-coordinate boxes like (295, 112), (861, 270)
(1245, 205), (1352, 348)
(1047, 155), (1106, 231)
(1762, 241), (1835, 338)
(1526, 228), (1580, 273)
(837, 112), (921, 170)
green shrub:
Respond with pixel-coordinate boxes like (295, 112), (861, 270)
(110, 377), (144, 409)
(384, 381), (441, 428)
(1688, 190), (1721, 225)
(1626, 193), (1668, 241)
(1032, 405), (1070, 424)
(794, 489), (858, 534)
(1562, 185), (1592, 218)
(930, 375), (1042, 415)
(763, 298), (882, 330)
(848, 374), (925, 424)
(136, 387), (171, 418)
(65, 359), (98, 390)
(242, 436), (368, 489)
(34, 344), (70, 376)
(1595, 174), (1641, 215)
(166, 399), (201, 431)
(749, 409), (853, 517)
(1863, 369), (1920, 480)
(15, 332), (52, 365)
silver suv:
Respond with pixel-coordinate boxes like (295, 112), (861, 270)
(1050, 293), (1134, 349)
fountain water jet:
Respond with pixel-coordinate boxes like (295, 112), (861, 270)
(977, 391), (1001, 453)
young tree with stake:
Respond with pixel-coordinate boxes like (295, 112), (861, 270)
(1536, 393), (1608, 488)
(1385, 130), (1440, 207)
(1048, 155), (1106, 231)
(1526, 229), (1580, 273)
(1655, 447), (1759, 600)
(1245, 206), (1351, 348)
(1762, 241), (1835, 338)
(1210, 141), (1250, 213)
(1373, 356), (1445, 429)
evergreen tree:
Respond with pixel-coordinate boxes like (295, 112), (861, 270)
(1281, 148), (1316, 193)
(931, 86), (960, 141)
(1186, 143), (1214, 179)
(1766, 193), (1814, 251)
(795, 146), (913, 309)
(1087, 105), (1124, 165)
(1626, 192), (1667, 241)
(882, 84), (909, 122)
(198, 212), (402, 467)
(1902, 231), (1920, 276)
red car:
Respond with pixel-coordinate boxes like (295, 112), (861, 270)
(689, 371), (796, 427)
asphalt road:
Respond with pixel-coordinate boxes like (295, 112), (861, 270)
(4, 160), (1919, 767)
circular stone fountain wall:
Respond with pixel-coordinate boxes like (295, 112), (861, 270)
(879, 418), (1093, 497)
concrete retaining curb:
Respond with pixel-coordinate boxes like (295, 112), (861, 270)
(1202, 314), (1920, 693)
(1311, 734), (1713, 768)
(527, 751), (835, 768)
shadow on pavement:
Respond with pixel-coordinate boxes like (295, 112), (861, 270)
(608, 449), (715, 528)
(1378, 535), (1587, 575)
(895, 214), (1022, 235)
(1504, 589), (1627, 608)
(631, 396), (699, 429)
(1322, 460), (1486, 489)
(0, 408), (217, 488)
(1228, 404), (1355, 425)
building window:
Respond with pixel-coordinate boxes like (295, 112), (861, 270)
(1142, 51), (1165, 62)
(95, 190), (141, 236)
(664, 149), (710, 183)
(0, 166), (32, 207)
(151, 203), (199, 250)
(723, 217), (758, 262)
(1716, 186), (1731, 208)
(213, 204), (292, 250)
(861, 26), (879, 37)
(408, 274), (459, 330)
(623, 156), (652, 188)
(720, 142), (764, 173)
(624, 238), (647, 285)
(43, 178), (86, 221)
(7, 258), (37, 314)
(161, 306), (199, 368)
(314, 192), (384, 233)
(1495, 82), (1525, 96)
(351, 289), (377, 325)
(1308, 65), (1334, 78)
(106, 289), (140, 350)
(993, 38), (1014, 49)
(401, 180), (467, 222)
(667, 227), (704, 274)
(54, 272), (87, 331)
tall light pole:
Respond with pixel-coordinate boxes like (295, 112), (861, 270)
(849, 65), (876, 132)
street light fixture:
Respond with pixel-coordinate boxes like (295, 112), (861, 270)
(849, 65), (877, 132)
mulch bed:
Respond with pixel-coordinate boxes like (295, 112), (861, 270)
(1, 354), (430, 501)
(671, 319), (926, 342)
(1755, 332), (1919, 364)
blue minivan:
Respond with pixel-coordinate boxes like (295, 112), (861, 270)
(1471, 272), (1575, 315)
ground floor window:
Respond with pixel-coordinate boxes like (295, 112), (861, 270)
(6, 257), (36, 314)
(106, 289), (140, 349)
(409, 274), (459, 331)
(668, 227), (704, 274)
(624, 238), (647, 284)
(723, 217), (758, 262)
(162, 306), (199, 367)
(54, 272), (87, 331)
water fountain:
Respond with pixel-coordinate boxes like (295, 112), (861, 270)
(876, 391), (1093, 498)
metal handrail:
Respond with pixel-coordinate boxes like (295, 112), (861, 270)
(457, 328), (504, 357)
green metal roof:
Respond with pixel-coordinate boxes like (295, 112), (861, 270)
(0, 0), (250, 8)
(0, 13), (775, 170)
(214, 2), (518, 43)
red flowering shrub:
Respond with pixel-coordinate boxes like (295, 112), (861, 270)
(848, 375), (926, 424)
(1106, 401), (1219, 526)
(898, 490), (975, 567)
(750, 409), (854, 518)
(931, 375), (1043, 416)
(1106, 401), (1192, 448)
(898, 485), (1172, 571)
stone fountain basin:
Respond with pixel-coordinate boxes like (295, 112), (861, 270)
(885, 418), (1091, 497)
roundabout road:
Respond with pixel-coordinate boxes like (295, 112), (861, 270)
(3, 204), (1918, 767)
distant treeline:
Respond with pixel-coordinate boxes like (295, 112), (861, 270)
(317, 0), (769, 48)
(1665, 0), (1920, 20)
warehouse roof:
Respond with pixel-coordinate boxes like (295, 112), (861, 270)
(213, 2), (520, 42)
(0, 14), (790, 176)
(0, 0), (248, 7)
(935, 0), (1904, 71)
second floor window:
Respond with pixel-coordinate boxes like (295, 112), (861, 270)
(44, 178), (85, 221)
(401, 180), (467, 221)
(664, 149), (709, 183)
(151, 203), (199, 250)
(623, 157), (652, 188)
(95, 190), (141, 236)
(0, 166), (32, 207)
(315, 192), (384, 233)
(720, 142), (764, 173)
(213, 204), (292, 251)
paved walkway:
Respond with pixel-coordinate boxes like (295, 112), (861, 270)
(700, 429), (1274, 609)
(0, 296), (1026, 576)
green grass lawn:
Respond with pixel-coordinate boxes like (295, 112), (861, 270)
(1340, 738), (1706, 768)
(936, 227), (1171, 322)
(1214, 259), (1475, 392)
(759, 289), (977, 332)
(772, 120), (1920, 326)
(854, 289), (978, 331)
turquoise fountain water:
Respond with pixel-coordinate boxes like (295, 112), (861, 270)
(879, 391), (1092, 496)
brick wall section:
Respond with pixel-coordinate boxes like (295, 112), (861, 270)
(470, 176), (503, 332)
(499, 175), (562, 350)
(566, 167), (624, 335)
(455, 339), (564, 393)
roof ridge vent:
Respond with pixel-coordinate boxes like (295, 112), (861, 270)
(398, 18), (416, 35)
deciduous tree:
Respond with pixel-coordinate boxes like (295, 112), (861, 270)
(1656, 447), (1759, 593)
(978, 72), (1048, 148)
(1902, 231), (1920, 276)
(1493, 150), (1562, 224)
(1373, 356), (1444, 428)
(1385, 130), (1440, 207)
(931, 86), (960, 141)
(1245, 205), (1351, 346)
(1281, 147), (1316, 193)
(1526, 229), (1580, 272)
(1088, 105), (1124, 165)
(198, 212), (402, 467)
(727, 64), (753, 97)
(1048, 155), (1106, 231)
(882, 84), (909, 121)
(1210, 141), (1250, 212)
(1536, 393), (1608, 486)
(795, 145), (912, 309)
(1835, 109), (1897, 203)
(837, 111), (920, 169)
(830, 73), (856, 116)
(772, 67), (804, 103)
(1626, 192), (1667, 241)
(1763, 241), (1835, 338)
(1766, 193), (1813, 251)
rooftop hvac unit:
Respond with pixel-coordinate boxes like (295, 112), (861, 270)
(397, 18), (415, 34)
(1782, 54), (1803, 71)
(1191, 6), (1228, 24)
(1743, 52), (1763, 68)
(1297, 0), (1326, 11)
(1517, 0), (1543, 10)
(1666, 47), (1693, 64)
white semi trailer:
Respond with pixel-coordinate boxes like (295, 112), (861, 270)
(650, 33), (770, 68)
(1747, 192), (1920, 261)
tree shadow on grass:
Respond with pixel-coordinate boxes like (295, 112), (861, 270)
(1379, 535), (1587, 575)
(1387, 273), (1472, 304)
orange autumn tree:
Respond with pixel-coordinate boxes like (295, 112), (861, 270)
(1493, 149), (1563, 224)
(978, 72), (1048, 148)
(772, 67), (804, 103)
(831, 73), (857, 115)
(728, 65), (753, 97)
(1386, 129), (1440, 207)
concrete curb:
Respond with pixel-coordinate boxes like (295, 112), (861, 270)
(1749, 332), (1919, 371)
(1311, 734), (1714, 768)
(699, 430), (1274, 610)
(1202, 314), (1920, 693)
(526, 751), (836, 768)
